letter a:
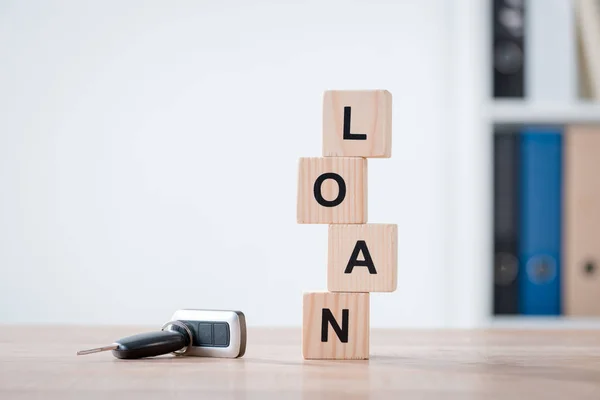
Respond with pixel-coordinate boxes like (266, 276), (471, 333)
(344, 240), (377, 274)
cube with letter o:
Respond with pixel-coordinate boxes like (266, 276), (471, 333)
(296, 157), (367, 224)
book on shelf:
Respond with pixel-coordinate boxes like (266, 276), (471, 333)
(574, 0), (600, 100)
(563, 125), (600, 316)
(493, 128), (520, 315)
(518, 129), (562, 316)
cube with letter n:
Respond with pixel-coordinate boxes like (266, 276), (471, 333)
(302, 292), (369, 360)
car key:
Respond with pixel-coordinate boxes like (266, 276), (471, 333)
(77, 320), (194, 359)
(77, 329), (189, 359)
(77, 310), (246, 359)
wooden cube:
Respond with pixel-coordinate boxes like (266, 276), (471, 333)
(297, 157), (367, 224)
(302, 292), (369, 360)
(322, 90), (392, 158)
(328, 224), (398, 292)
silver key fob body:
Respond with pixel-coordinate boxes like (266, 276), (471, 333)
(169, 309), (246, 358)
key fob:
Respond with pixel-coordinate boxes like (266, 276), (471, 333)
(168, 309), (247, 358)
(112, 330), (188, 359)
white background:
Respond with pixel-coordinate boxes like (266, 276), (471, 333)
(0, 0), (469, 327)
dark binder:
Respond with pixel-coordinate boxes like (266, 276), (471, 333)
(493, 0), (525, 98)
(493, 128), (520, 315)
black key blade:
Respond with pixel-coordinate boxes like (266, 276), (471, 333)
(112, 330), (188, 359)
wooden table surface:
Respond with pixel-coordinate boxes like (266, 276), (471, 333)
(1, 326), (599, 399)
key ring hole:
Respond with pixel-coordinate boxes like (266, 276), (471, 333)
(161, 320), (194, 356)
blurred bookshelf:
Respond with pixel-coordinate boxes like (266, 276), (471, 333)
(447, 0), (600, 328)
(488, 99), (600, 327)
(486, 0), (600, 328)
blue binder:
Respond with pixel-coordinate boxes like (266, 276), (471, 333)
(519, 128), (562, 315)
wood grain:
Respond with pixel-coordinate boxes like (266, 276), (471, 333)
(564, 125), (600, 316)
(328, 224), (398, 292)
(297, 157), (367, 224)
(302, 292), (369, 360)
(1, 326), (600, 399)
(322, 90), (392, 158)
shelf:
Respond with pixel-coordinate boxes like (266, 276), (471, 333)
(488, 101), (600, 124)
(489, 316), (600, 329)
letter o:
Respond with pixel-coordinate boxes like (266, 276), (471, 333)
(313, 173), (346, 207)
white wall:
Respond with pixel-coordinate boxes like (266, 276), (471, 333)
(0, 0), (454, 327)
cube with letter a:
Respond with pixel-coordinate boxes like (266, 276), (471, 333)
(328, 224), (398, 292)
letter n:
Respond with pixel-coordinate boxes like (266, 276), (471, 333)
(321, 308), (349, 343)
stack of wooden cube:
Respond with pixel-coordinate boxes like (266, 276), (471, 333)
(297, 90), (397, 360)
